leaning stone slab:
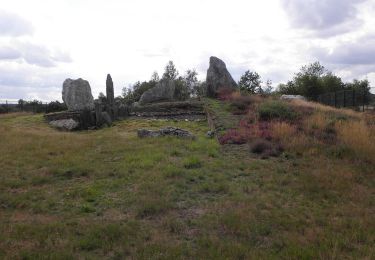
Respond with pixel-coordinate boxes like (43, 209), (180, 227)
(62, 78), (95, 111)
(137, 127), (195, 139)
(206, 56), (237, 97)
(49, 119), (79, 131)
(139, 80), (176, 104)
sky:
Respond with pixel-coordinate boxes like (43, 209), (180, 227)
(0, 0), (375, 101)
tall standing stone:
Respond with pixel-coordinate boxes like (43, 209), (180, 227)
(62, 78), (95, 111)
(206, 56), (237, 97)
(106, 74), (114, 105)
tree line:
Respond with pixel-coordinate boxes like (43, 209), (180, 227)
(121, 60), (371, 104)
(120, 61), (205, 105)
(276, 62), (371, 101)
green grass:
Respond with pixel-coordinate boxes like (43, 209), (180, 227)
(0, 110), (374, 259)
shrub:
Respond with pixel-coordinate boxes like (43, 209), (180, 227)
(229, 95), (255, 114)
(250, 139), (273, 154)
(258, 100), (296, 121)
(250, 138), (283, 158)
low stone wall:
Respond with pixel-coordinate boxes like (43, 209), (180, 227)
(131, 101), (205, 120)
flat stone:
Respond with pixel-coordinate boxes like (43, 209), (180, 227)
(49, 119), (79, 131)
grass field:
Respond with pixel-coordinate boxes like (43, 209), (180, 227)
(0, 98), (374, 259)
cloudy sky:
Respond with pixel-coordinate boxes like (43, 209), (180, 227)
(0, 0), (375, 101)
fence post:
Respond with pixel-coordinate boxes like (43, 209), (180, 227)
(362, 87), (365, 112)
(352, 89), (355, 107)
(343, 91), (346, 107)
(334, 92), (337, 107)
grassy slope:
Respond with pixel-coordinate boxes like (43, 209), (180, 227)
(0, 103), (374, 259)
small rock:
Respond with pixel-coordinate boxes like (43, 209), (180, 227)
(206, 131), (215, 138)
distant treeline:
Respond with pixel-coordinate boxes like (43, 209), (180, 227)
(0, 100), (67, 114)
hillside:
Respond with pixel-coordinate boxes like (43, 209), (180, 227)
(0, 97), (374, 259)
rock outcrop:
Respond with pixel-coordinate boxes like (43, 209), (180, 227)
(206, 56), (237, 97)
(62, 78), (95, 111)
(137, 127), (195, 139)
(139, 80), (175, 104)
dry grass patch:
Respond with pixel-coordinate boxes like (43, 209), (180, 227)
(335, 120), (375, 162)
(271, 122), (296, 142)
(290, 99), (361, 119)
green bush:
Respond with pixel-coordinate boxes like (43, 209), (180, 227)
(258, 101), (296, 121)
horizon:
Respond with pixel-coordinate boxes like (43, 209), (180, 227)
(1, 0), (375, 102)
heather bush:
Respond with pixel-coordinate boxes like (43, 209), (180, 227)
(218, 129), (248, 145)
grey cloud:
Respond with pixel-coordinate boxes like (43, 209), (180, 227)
(0, 10), (33, 37)
(312, 36), (375, 65)
(0, 65), (73, 101)
(0, 41), (73, 67)
(0, 46), (21, 60)
(19, 42), (57, 67)
(281, 0), (366, 36)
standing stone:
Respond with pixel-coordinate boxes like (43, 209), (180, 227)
(95, 102), (102, 127)
(106, 74), (114, 105)
(62, 78), (95, 111)
(206, 56), (237, 97)
(139, 80), (176, 104)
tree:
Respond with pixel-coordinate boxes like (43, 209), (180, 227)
(264, 80), (273, 94)
(151, 71), (160, 82)
(278, 61), (345, 100)
(174, 77), (190, 101)
(238, 70), (262, 94)
(98, 92), (107, 103)
(345, 79), (371, 103)
(162, 61), (179, 80)
(183, 69), (199, 96)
